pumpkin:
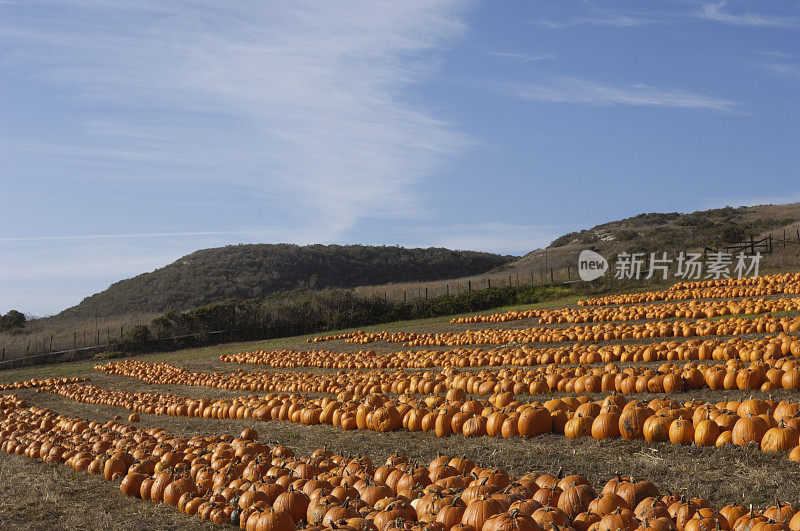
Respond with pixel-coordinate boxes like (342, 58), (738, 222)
(256, 508), (295, 531)
(517, 407), (552, 437)
(565, 416), (594, 439)
(694, 419), (720, 447)
(761, 422), (800, 453)
(273, 486), (310, 523)
(668, 419), (694, 445)
(732, 416), (768, 447)
(163, 477), (198, 506)
(619, 407), (651, 440)
(462, 498), (502, 531)
(483, 510), (541, 531)
(558, 484), (597, 518)
(120, 472), (148, 497)
(597, 508), (638, 531)
(592, 413), (621, 440)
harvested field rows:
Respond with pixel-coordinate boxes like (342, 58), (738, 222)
(4, 273), (800, 529)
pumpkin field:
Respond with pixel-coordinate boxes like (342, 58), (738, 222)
(5, 273), (800, 530)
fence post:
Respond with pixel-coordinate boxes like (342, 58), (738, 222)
(550, 268), (554, 284)
(403, 291), (407, 304)
(750, 236), (755, 254)
(567, 265), (571, 280)
(468, 281), (472, 292)
(50, 336), (53, 351)
(487, 278), (491, 289)
(446, 284), (449, 296)
(425, 287), (428, 299)
(769, 234), (773, 253)
(27, 339), (30, 353)
(1, 347), (4, 360)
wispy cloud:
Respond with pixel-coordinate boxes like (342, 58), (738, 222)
(490, 52), (554, 63)
(0, 1), (471, 237)
(695, 2), (798, 28)
(760, 50), (797, 60)
(755, 50), (800, 80)
(763, 62), (800, 78)
(0, 230), (257, 243)
(530, 14), (653, 29)
(510, 77), (738, 112)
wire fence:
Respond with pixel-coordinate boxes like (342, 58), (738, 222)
(0, 328), (244, 371)
(353, 264), (578, 305)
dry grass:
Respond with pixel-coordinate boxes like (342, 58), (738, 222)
(0, 312), (158, 361)
(0, 454), (217, 530)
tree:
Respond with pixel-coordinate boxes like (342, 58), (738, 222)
(0, 310), (26, 331)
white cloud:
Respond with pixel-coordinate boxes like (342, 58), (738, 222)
(530, 14), (652, 29)
(0, 1), (471, 236)
(490, 52), (554, 63)
(511, 77), (738, 112)
(763, 62), (800, 78)
(695, 2), (798, 28)
(0, 229), (297, 244)
(760, 50), (797, 60)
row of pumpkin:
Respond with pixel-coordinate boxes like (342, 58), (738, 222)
(452, 297), (800, 325)
(668, 274), (800, 290)
(0, 375), (89, 392)
(35, 382), (800, 459)
(309, 315), (800, 347)
(579, 273), (800, 306)
(224, 336), (799, 370)
(95, 351), (800, 398)
(2, 392), (800, 530)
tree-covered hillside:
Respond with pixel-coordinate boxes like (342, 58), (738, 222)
(59, 244), (515, 318)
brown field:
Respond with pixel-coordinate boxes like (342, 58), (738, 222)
(2, 284), (800, 530)
(0, 312), (158, 362)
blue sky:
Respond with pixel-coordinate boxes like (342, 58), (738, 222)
(2, 0), (799, 316)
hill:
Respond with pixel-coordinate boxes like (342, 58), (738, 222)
(58, 244), (516, 319)
(508, 203), (800, 277)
